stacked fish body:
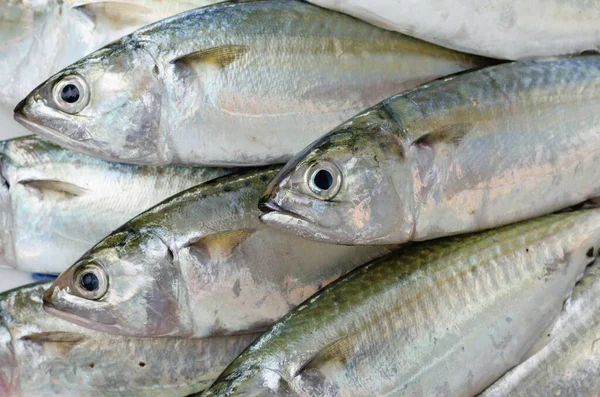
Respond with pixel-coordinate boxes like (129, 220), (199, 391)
(308, 0), (600, 60)
(201, 210), (600, 396)
(2, 0), (600, 396)
(260, 57), (600, 244)
(0, 282), (259, 396)
(0, 136), (232, 273)
(43, 167), (394, 337)
(481, 258), (600, 397)
(13, 0), (493, 166)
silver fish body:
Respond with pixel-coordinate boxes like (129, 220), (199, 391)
(201, 210), (600, 397)
(261, 57), (600, 245)
(0, 136), (232, 273)
(0, 281), (259, 396)
(480, 259), (600, 397)
(0, 0), (220, 141)
(43, 167), (394, 338)
(308, 0), (600, 60)
(14, 0), (493, 166)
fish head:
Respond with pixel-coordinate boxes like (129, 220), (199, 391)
(43, 229), (193, 337)
(14, 39), (166, 164)
(259, 108), (413, 245)
(0, 148), (15, 268)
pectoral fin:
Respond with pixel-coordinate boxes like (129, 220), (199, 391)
(22, 332), (86, 355)
(296, 336), (354, 376)
(171, 45), (248, 69)
(22, 331), (85, 344)
(413, 123), (473, 149)
(19, 179), (87, 198)
(185, 229), (254, 263)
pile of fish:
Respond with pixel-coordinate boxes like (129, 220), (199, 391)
(1, 0), (599, 396)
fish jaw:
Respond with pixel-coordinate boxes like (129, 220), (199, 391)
(258, 210), (342, 245)
(13, 102), (114, 163)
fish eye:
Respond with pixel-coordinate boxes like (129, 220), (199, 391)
(306, 161), (342, 200)
(73, 262), (108, 300)
(52, 75), (90, 114)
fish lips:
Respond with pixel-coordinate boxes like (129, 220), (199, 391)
(259, 201), (342, 244)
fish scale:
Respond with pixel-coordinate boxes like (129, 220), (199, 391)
(200, 209), (600, 397)
(481, 259), (600, 396)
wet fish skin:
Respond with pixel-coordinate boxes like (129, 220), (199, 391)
(43, 166), (394, 338)
(0, 281), (259, 397)
(480, 259), (600, 397)
(0, 0), (220, 109)
(14, 0), (493, 166)
(260, 57), (600, 245)
(200, 210), (600, 397)
(0, 135), (232, 273)
(308, 0), (600, 60)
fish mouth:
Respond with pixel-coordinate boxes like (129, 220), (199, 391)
(258, 200), (311, 224)
(13, 113), (113, 160)
(43, 286), (129, 336)
(259, 206), (340, 244)
(13, 112), (62, 140)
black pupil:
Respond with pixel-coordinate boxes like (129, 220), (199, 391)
(61, 84), (80, 103)
(81, 272), (99, 292)
(313, 169), (333, 191)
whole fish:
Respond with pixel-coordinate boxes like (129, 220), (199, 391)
(480, 258), (600, 397)
(0, 0), (221, 141)
(200, 209), (600, 397)
(0, 281), (258, 397)
(308, 0), (600, 60)
(0, 136), (232, 273)
(43, 167), (394, 337)
(260, 57), (600, 245)
(13, 0), (493, 166)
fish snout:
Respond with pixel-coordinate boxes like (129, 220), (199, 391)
(12, 97), (27, 119)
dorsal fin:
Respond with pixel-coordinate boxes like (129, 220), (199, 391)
(185, 229), (254, 264)
(171, 45), (248, 69)
(19, 179), (87, 198)
(412, 123), (473, 149)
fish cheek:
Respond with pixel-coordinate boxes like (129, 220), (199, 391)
(143, 252), (191, 336)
